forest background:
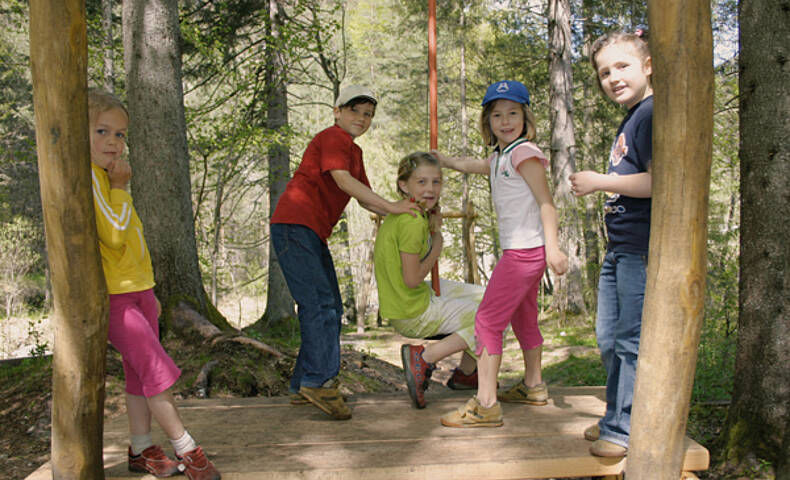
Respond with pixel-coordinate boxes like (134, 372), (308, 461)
(4, 0), (782, 478)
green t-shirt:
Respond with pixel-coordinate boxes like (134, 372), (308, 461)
(373, 212), (432, 319)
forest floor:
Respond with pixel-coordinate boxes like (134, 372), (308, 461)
(0, 316), (768, 480)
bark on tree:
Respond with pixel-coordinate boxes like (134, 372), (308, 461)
(579, 0), (602, 309)
(29, 1), (108, 478)
(122, 0), (229, 329)
(627, 1), (713, 478)
(355, 223), (377, 333)
(102, 0), (113, 92)
(547, 0), (585, 316)
(722, 0), (790, 476)
(458, 3), (478, 285)
(260, 0), (296, 328)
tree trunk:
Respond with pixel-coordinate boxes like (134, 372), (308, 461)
(458, 3), (478, 285)
(29, 1), (108, 478)
(336, 214), (357, 323)
(102, 0), (113, 92)
(355, 221), (378, 333)
(722, 0), (790, 475)
(122, 0), (228, 329)
(579, 0), (601, 310)
(626, 1), (713, 478)
(210, 165), (225, 306)
(260, 0), (296, 328)
(547, 0), (585, 316)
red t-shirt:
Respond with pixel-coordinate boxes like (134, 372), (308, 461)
(271, 125), (371, 242)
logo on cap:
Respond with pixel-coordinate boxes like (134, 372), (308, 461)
(496, 82), (510, 93)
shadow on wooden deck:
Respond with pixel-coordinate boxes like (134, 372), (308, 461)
(26, 387), (708, 479)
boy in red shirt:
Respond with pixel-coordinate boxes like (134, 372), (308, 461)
(270, 85), (417, 420)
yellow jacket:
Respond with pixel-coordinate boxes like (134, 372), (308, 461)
(91, 163), (155, 294)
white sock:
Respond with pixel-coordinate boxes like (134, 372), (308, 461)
(130, 433), (153, 456)
(171, 430), (197, 456)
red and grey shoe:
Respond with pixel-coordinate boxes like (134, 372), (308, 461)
(177, 446), (221, 480)
(401, 344), (435, 409)
(128, 445), (180, 477)
(446, 367), (478, 390)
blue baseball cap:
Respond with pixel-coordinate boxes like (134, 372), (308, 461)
(481, 80), (530, 106)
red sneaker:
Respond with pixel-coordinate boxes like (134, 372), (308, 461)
(128, 445), (180, 477)
(401, 344), (434, 409)
(446, 367), (478, 390)
(177, 446), (221, 480)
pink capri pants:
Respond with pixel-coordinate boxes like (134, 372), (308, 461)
(475, 247), (546, 356)
(108, 289), (181, 397)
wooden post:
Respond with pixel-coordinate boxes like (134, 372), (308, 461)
(29, 1), (109, 478)
(427, 0), (440, 296)
(627, 2), (713, 479)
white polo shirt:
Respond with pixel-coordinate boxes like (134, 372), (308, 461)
(488, 139), (549, 250)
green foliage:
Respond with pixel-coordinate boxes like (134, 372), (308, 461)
(0, 216), (43, 318)
(246, 315), (301, 351)
(0, 353), (51, 384)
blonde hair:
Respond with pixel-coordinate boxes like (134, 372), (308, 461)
(87, 88), (128, 124)
(479, 101), (537, 147)
(590, 30), (651, 92)
(396, 152), (440, 197)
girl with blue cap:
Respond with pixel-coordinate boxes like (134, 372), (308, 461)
(434, 80), (568, 427)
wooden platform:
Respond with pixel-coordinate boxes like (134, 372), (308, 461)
(26, 387), (708, 479)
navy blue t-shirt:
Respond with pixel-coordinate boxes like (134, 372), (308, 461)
(604, 96), (653, 254)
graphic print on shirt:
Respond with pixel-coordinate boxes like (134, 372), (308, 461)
(604, 132), (629, 214)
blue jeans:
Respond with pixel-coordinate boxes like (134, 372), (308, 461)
(270, 223), (343, 391)
(595, 251), (647, 448)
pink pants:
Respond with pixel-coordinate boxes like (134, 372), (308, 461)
(108, 289), (181, 397)
(475, 247), (546, 356)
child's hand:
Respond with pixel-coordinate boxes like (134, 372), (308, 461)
(107, 158), (132, 190)
(155, 295), (162, 318)
(390, 197), (421, 217)
(569, 171), (602, 196)
(547, 247), (568, 276)
(430, 150), (451, 167)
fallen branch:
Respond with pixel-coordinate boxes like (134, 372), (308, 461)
(211, 335), (285, 358)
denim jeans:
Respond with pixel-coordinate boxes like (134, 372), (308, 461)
(595, 250), (647, 448)
(270, 223), (343, 391)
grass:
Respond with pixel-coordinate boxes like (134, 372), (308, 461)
(543, 353), (607, 386)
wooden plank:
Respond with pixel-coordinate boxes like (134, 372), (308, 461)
(27, 388), (708, 480)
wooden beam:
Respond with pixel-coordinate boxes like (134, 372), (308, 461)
(628, 1), (714, 478)
(29, 1), (109, 478)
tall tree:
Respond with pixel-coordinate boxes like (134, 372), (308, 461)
(547, 0), (585, 315)
(261, 0), (296, 328)
(101, 0), (113, 92)
(122, 0), (228, 328)
(722, 0), (790, 476)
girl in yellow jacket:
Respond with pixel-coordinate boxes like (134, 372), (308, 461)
(89, 89), (220, 480)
